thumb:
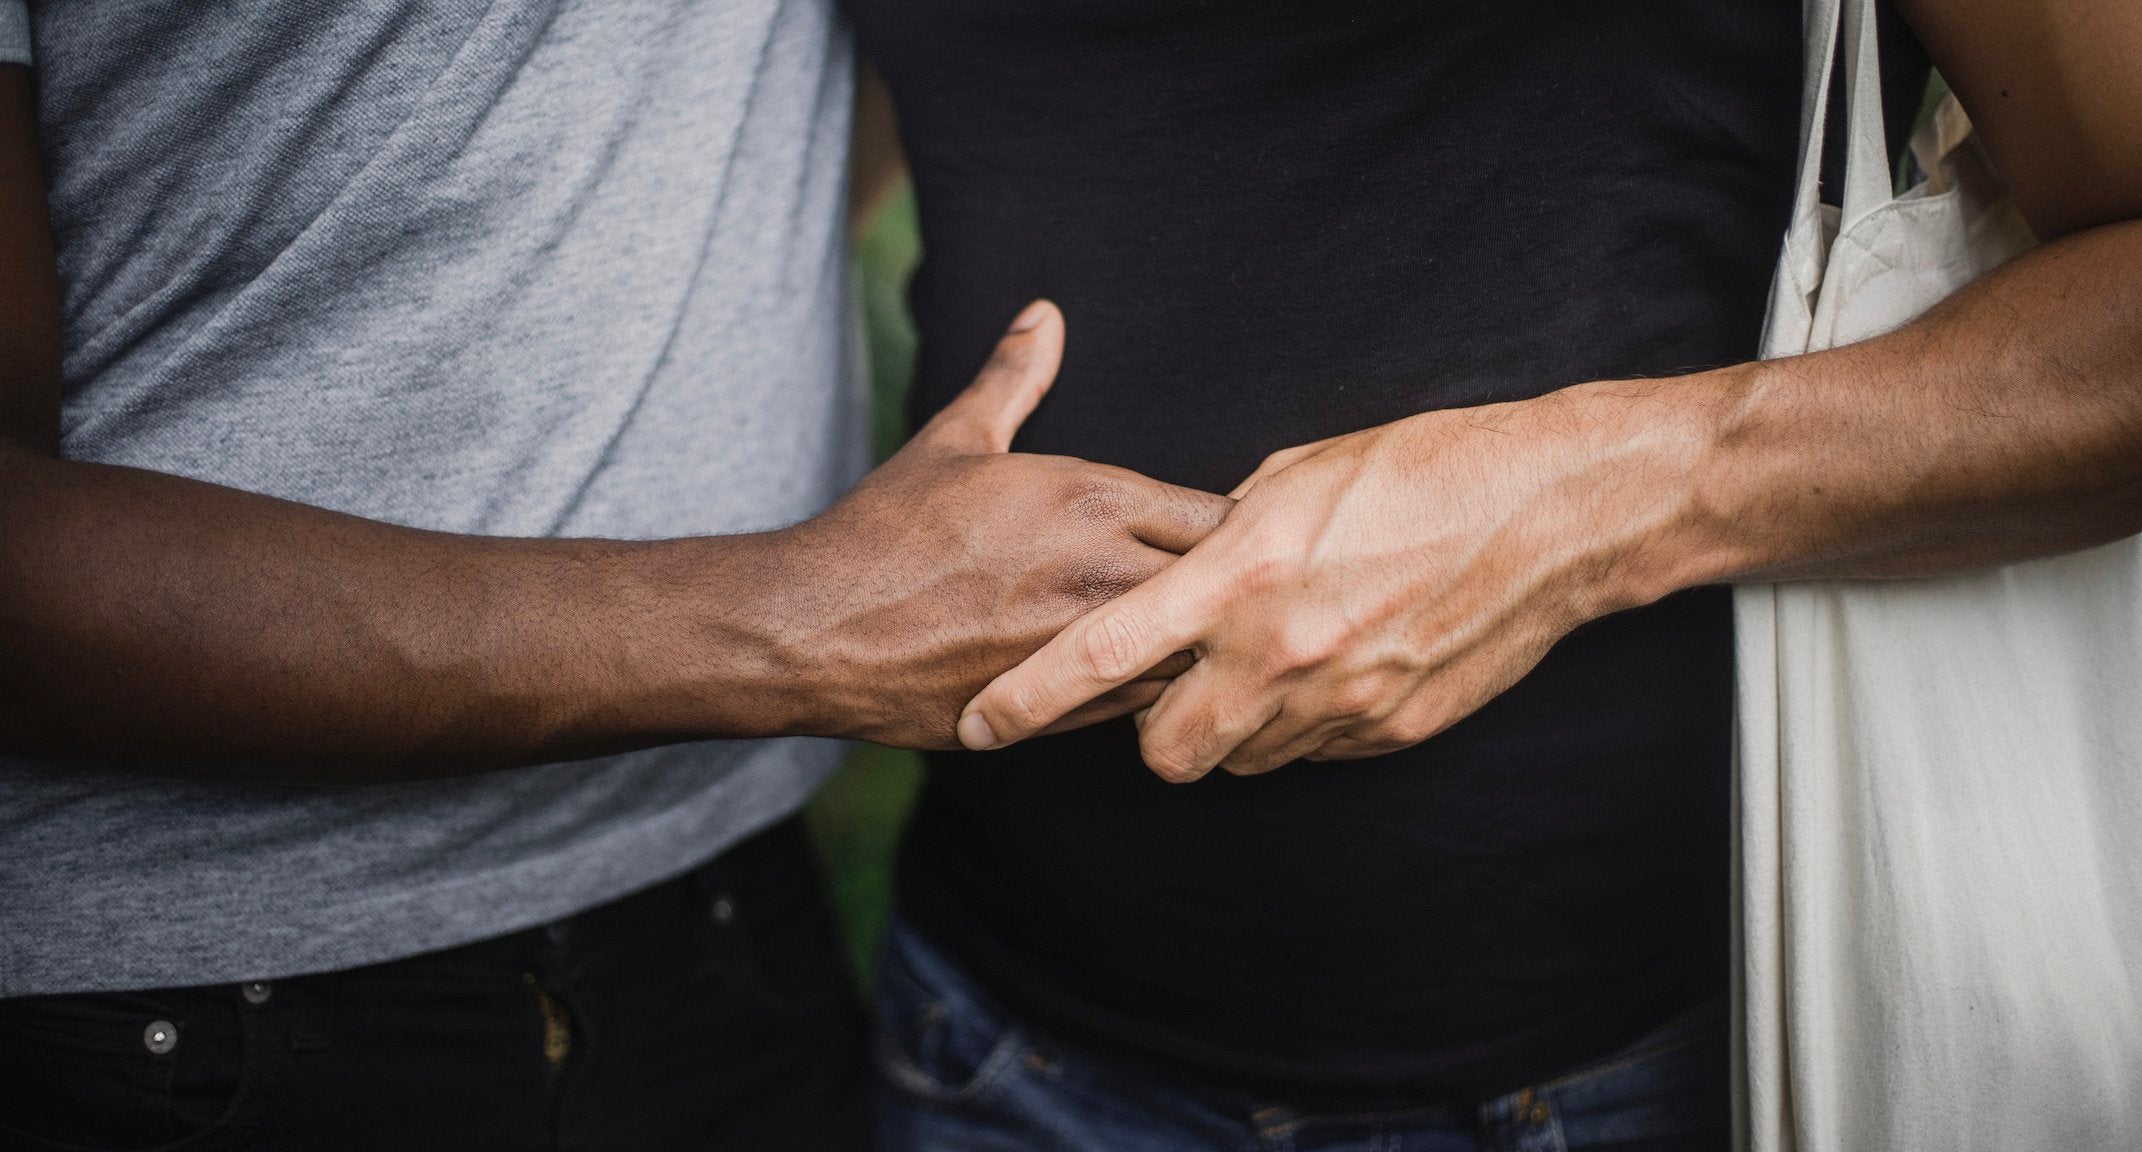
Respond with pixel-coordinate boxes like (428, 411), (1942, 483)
(916, 300), (1063, 454)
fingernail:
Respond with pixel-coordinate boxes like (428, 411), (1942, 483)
(1008, 300), (1050, 333)
(956, 712), (1002, 750)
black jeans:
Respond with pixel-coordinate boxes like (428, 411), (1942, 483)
(0, 816), (869, 1152)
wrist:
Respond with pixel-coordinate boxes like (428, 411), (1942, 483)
(602, 529), (831, 742)
(1544, 368), (1759, 614)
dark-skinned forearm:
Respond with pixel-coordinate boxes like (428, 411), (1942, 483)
(0, 440), (821, 782)
(1591, 216), (2142, 601)
(0, 64), (828, 782)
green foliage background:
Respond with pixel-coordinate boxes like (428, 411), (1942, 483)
(804, 186), (927, 988)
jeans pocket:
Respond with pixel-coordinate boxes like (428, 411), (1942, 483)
(873, 924), (1025, 1106)
(0, 986), (268, 1152)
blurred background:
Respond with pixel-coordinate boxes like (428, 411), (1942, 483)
(804, 183), (925, 990)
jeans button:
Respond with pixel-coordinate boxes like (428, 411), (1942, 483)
(241, 981), (274, 1006)
(710, 894), (737, 925)
(143, 1019), (178, 1055)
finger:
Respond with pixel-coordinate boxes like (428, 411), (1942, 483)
(1219, 713), (1342, 777)
(958, 576), (1204, 750)
(1227, 434), (1342, 500)
(1037, 680), (1167, 737)
(1136, 649), (1196, 681)
(1135, 663), (1280, 783)
(1112, 470), (1234, 555)
(1030, 605), (1192, 743)
(1304, 704), (1446, 762)
(916, 300), (1064, 455)
(1223, 670), (1397, 774)
(1307, 684), (1482, 761)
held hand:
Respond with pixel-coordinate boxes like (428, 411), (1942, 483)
(955, 391), (1700, 780)
(786, 300), (1233, 749)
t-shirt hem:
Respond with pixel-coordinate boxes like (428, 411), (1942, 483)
(0, 2), (29, 65)
(0, 739), (846, 997)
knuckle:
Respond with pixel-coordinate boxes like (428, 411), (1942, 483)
(1001, 685), (1052, 735)
(1192, 493), (1233, 531)
(1236, 553), (1292, 594)
(1063, 474), (1131, 524)
(1078, 612), (1150, 682)
(1067, 557), (1143, 603)
(1269, 618), (1344, 673)
(1326, 677), (1384, 718)
(1143, 741), (1205, 783)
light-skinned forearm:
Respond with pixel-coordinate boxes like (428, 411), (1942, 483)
(1571, 216), (2142, 610)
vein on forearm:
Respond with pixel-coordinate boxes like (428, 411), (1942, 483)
(1679, 216), (2142, 585)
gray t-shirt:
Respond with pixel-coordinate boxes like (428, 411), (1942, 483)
(0, 0), (866, 996)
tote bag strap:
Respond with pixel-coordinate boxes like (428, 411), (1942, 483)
(1835, 0), (1894, 225)
(1785, 0), (1844, 243)
(1781, 0), (1895, 270)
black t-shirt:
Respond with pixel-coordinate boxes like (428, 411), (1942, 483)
(849, 0), (1928, 1102)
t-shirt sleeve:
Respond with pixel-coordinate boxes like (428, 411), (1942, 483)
(0, 2), (30, 66)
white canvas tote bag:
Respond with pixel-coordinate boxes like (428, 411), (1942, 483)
(1734, 0), (2142, 1147)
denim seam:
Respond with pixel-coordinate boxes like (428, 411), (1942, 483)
(875, 1020), (1028, 1108)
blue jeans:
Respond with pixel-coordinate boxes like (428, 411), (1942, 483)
(874, 918), (1727, 1152)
